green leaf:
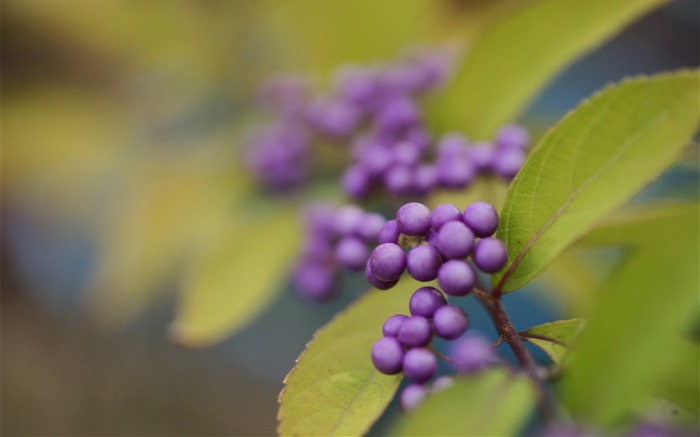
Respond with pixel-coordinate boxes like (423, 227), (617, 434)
(390, 370), (536, 436)
(521, 319), (584, 366)
(494, 70), (700, 293)
(171, 208), (301, 347)
(578, 202), (700, 247)
(654, 340), (700, 417)
(278, 279), (421, 436)
(435, 0), (667, 139)
(260, 1), (433, 76)
(560, 206), (699, 428)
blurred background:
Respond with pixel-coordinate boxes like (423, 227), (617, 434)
(2, 1), (698, 435)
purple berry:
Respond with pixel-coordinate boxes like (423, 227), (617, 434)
(333, 205), (364, 236)
(437, 133), (469, 158)
(496, 124), (530, 150)
(406, 245), (443, 282)
(412, 164), (437, 194)
(473, 238), (508, 273)
(431, 375), (454, 392)
(400, 384), (428, 412)
(435, 221), (474, 259)
(436, 157), (476, 188)
(425, 229), (438, 246)
(378, 219), (400, 244)
(403, 347), (437, 383)
(397, 316), (432, 347)
(301, 235), (333, 260)
(293, 263), (337, 301)
(462, 202), (499, 237)
(391, 141), (422, 166)
(376, 97), (420, 135)
(384, 164), (413, 195)
(437, 260), (475, 296)
(369, 243), (406, 282)
(492, 148), (526, 179)
(357, 213), (386, 241)
(342, 165), (372, 199)
(335, 236), (369, 271)
(365, 260), (398, 290)
(468, 143), (494, 171)
(408, 286), (447, 318)
(371, 337), (405, 374)
(357, 144), (392, 177)
(382, 314), (409, 337)
(433, 305), (469, 339)
(430, 204), (461, 231)
(397, 202), (432, 236)
(450, 334), (495, 373)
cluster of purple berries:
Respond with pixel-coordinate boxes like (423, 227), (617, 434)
(292, 204), (386, 301)
(371, 285), (495, 411)
(244, 49), (453, 192)
(366, 201), (508, 295)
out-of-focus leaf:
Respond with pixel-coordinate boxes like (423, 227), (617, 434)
(435, 0), (667, 139)
(278, 279), (422, 436)
(390, 369), (536, 436)
(261, 1), (433, 76)
(521, 319), (584, 366)
(561, 206), (699, 428)
(171, 207), (301, 347)
(654, 340), (700, 417)
(3, 87), (123, 220)
(578, 202), (700, 247)
(494, 70), (700, 293)
(86, 158), (243, 328)
(532, 249), (604, 315)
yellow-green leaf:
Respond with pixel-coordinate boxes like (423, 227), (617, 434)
(391, 369), (536, 436)
(521, 319), (584, 367)
(171, 208), (301, 347)
(561, 206), (699, 428)
(494, 70), (700, 293)
(435, 0), (667, 139)
(278, 279), (421, 436)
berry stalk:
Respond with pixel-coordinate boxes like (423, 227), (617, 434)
(470, 288), (538, 377)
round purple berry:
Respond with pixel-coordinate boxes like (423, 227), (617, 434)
(435, 221), (474, 259)
(468, 143), (494, 171)
(400, 384), (428, 412)
(384, 164), (413, 195)
(396, 202), (432, 236)
(365, 260), (398, 290)
(433, 305), (469, 339)
(431, 375), (454, 392)
(408, 286), (447, 318)
(378, 219), (400, 244)
(369, 243), (406, 282)
(382, 314), (408, 337)
(406, 245), (443, 282)
(437, 260), (475, 296)
(436, 157), (475, 188)
(357, 213), (386, 241)
(335, 236), (369, 271)
(430, 204), (461, 232)
(473, 238), (508, 273)
(450, 334), (495, 373)
(403, 347), (437, 383)
(332, 205), (364, 236)
(371, 337), (404, 374)
(293, 263), (337, 301)
(342, 165), (372, 199)
(397, 316), (432, 347)
(492, 148), (526, 179)
(496, 124), (530, 150)
(462, 202), (499, 237)
(412, 164), (437, 194)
